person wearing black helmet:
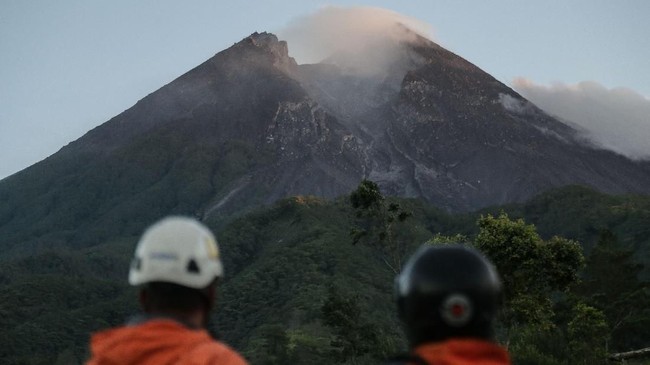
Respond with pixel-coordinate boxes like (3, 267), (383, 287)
(390, 244), (511, 364)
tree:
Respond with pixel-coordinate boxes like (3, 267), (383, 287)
(349, 180), (412, 274)
(576, 229), (650, 351)
(426, 233), (469, 245)
(321, 286), (389, 364)
(474, 213), (584, 332)
(252, 324), (294, 365)
(567, 303), (609, 365)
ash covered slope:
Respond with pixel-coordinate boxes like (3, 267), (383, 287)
(383, 35), (650, 211)
(296, 31), (650, 211)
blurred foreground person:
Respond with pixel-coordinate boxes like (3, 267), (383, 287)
(389, 244), (510, 365)
(86, 216), (248, 365)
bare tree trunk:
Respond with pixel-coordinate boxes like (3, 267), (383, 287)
(608, 347), (650, 362)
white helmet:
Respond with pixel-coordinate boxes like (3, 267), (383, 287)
(128, 216), (224, 289)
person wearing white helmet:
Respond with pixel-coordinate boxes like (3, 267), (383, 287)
(86, 216), (248, 365)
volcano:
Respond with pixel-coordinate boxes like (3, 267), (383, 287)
(1, 30), (649, 253)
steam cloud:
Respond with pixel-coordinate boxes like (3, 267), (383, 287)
(277, 6), (434, 74)
(514, 79), (650, 160)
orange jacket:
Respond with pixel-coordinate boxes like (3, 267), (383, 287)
(86, 318), (248, 365)
(413, 338), (511, 365)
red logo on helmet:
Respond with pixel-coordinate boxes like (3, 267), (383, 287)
(441, 294), (473, 326)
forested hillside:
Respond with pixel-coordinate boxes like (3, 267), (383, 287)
(1, 185), (649, 364)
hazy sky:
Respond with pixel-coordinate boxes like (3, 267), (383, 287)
(2, 0), (649, 179)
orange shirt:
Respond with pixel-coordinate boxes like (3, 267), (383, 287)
(414, 338), (511, 365)
(86, 318), (248, 365)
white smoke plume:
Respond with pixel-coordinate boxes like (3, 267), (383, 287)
(514, 78), (650, 160)
(277, 6), (434, 74)
(499, 93), (535, 115)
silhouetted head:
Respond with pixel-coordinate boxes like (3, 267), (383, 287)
(128, 216), (224, 327)
(396, 244), (502, 347)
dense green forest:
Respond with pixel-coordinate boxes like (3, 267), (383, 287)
(0, 184), (649, 364)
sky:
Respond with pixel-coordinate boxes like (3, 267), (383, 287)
(1, 0), (649, 179)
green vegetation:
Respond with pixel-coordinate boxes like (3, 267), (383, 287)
(475, 213), (584, 331)
(349, 179), (413, 274)
(0, 136), (270, 259)
(576, 230), (650, 351)
(0, 185), (649, 364)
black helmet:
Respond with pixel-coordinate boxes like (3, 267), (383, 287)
(396, 244), (502, 347)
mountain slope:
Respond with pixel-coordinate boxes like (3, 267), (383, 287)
(386, 37), (650, 210)
(0, 33), (365, 255)
(295, 32), (650, 211)
(2, 31), (650, 256)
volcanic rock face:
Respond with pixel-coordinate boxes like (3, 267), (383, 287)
(1, 31), (650, 251)
(294, 32), (650, 211)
